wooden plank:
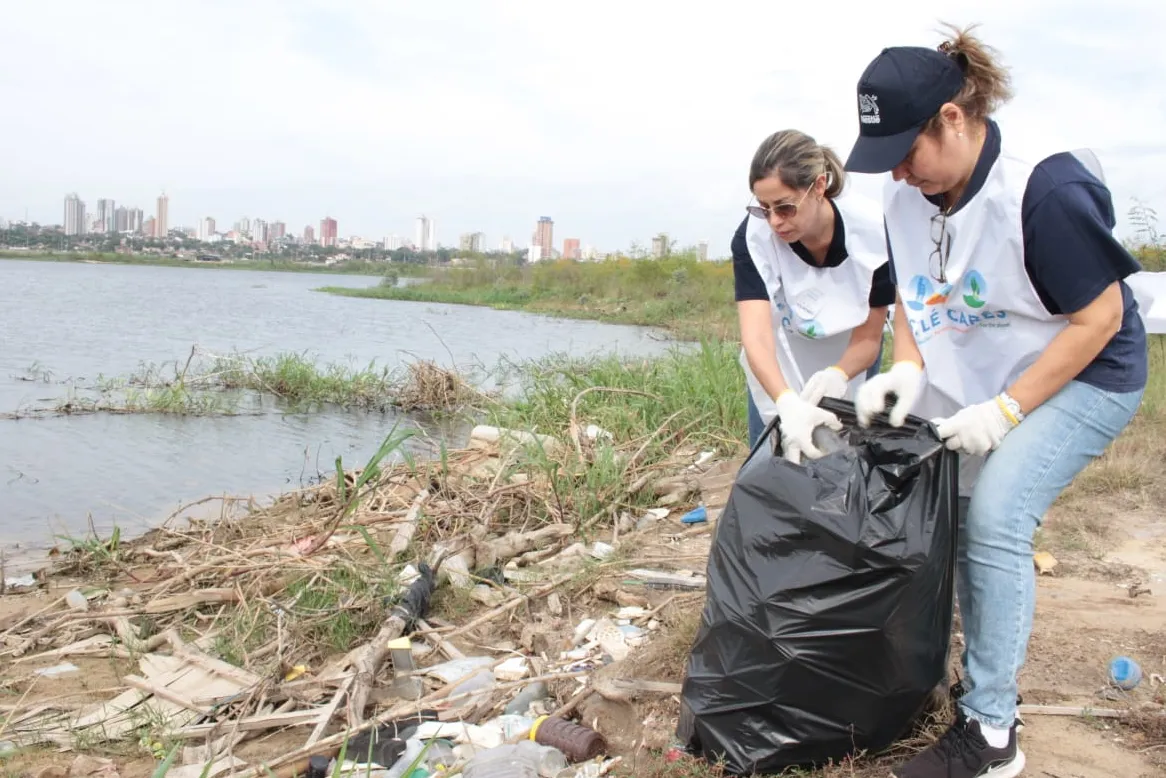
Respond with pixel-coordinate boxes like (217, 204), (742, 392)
(170, 709), (322, 739)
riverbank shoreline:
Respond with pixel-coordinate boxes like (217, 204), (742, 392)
(0, 251), (421, 277)
(320, 255), (740, 343)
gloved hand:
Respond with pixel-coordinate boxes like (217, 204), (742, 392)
(933, 396), (1019, 456)
(800, 366), (850, 406)
(855, 361), (924, 427)
(775, 390), (844, 465)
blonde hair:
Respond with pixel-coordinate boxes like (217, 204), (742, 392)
(927, 22), (1014, 131)
(748, 129), (846, 198)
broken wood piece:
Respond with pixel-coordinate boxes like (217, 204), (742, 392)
(416, 618), (464, 660)
(607, 678), (683, 696)
(170, 709), (323, 739)
(305, 674), (353, 747)
(389, 489), (431, 558)
(1016, 704), (1125, 719)
(173, 643), (264, 688)
(123, 674), (212, 715)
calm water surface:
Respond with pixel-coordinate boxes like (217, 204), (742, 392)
(0, 260), (679, 557)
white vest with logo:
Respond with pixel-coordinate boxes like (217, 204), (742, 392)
(740, 192), (888, 426)
(883, 148), (1069, 420)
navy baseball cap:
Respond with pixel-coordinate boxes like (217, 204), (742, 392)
(844, 46), (966, 174)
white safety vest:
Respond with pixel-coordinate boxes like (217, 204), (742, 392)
(883, 147), (1070, 420)
(740, 192), (888, 426)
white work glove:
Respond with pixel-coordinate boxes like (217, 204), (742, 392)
(933, 396), (1019, 456)
(774, 390), (844, 465)
(855, 361), (924, 427)
(800, 366), (850, 407)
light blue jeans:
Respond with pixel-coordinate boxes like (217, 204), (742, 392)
(956, 379), (1144, 730)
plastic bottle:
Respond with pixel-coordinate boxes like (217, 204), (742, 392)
(1109, 656), (1143, 690)
(462, 741), (564, 778)
(504, 681), (549, 715)
(529, 717), (607, 762)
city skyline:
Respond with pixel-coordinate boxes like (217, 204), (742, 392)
(3, 4), (1164, 252)
(39, 191), (697, 256)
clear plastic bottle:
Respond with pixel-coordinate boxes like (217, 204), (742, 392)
(462, 741), (566, 778)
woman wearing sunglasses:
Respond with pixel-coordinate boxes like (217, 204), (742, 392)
(733, 129), (893, 463)
(845, 25), (1147, 778)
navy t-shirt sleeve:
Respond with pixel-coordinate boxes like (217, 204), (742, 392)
(1021, 152), (1148, 393)
(732, 215), (769, 302)
(869, 262), (894, 307)
(1022, 154), (1142, 314)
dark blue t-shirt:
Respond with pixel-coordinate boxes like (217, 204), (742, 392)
(887, 119), (1147, 393)
(732, 199), (895, 307)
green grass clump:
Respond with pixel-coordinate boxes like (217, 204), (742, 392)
(320, 253), (739, 342)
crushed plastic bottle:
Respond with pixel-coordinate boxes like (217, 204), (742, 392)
(462, 741), (566, 778)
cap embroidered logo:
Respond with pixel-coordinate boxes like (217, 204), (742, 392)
(859, 94), (880, 125)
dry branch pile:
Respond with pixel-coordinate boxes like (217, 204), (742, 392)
(0, 424), (723, 776)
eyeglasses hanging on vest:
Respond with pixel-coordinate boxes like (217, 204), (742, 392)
(929, 210), (951, 283)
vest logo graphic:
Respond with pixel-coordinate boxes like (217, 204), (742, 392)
(859, 93), (880, 124)
(796, 319), (823, 340)
(905, 276), (952, 311)
(904, 272), (1009, 344)
(963, 270), (987, 309)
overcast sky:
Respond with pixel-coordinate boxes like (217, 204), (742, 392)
(2, 1), (1163, 255)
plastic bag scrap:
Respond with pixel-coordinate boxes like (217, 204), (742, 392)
(677, 398), (959, 775)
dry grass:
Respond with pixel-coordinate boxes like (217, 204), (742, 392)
(395, 360), (483, 412)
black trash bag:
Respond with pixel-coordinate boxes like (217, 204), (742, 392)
(677, 398), (959, 775)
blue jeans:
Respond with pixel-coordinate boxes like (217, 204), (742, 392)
(956, 379), (1143, 730)
(747, 339), (885, 448)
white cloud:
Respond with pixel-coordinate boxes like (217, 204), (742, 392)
(1, 0), (1163, 253)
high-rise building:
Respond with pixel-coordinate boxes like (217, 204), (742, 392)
(128, 208), (143, 234)
(199, 217), (216, 241)
(96, 199), (116, 233)
(459, 232), (484, 253)
(500, 236), (514, 253)
(697, 240), (709, 262)
(155, 193), (169, 238)
(303, 225), (315, 244)
(651, 233), (670, 258)
(142, 216), (157, 238)
(534, 217), (553, 260)
(252, 219), (268, 244)
(320, 217), (338, 247)
(64, 193), (86, 236)
(415, 215), (435, 251)
(114, 207), (129, 233)
(384, 234), (405, 251)
(562, 238), (581, 260)
(235, 217), (251, 236)
(270, 221), (286, 241)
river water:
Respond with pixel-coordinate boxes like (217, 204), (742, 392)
(0, 260), (679, 558)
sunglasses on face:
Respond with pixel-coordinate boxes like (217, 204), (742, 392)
(746, 186), (813, 221)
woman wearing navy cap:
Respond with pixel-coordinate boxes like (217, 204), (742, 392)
(732, 129), (893, 462)
(846, 24), (1147, 778)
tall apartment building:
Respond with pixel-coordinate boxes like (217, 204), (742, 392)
(199, 217), (216, 241)
(96, 199), (116, 233)
(156, 193), (169, 238)
(114, 207), (129, 233)
(64, 193), (87, 236)
(319, 217), (338, 247)
(534, 217), (553, 260)
(303, 225), (316, 244)
(562, 238), (581, 260)
(415, 215), (435, 251)
(128, 208), (144, 234)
